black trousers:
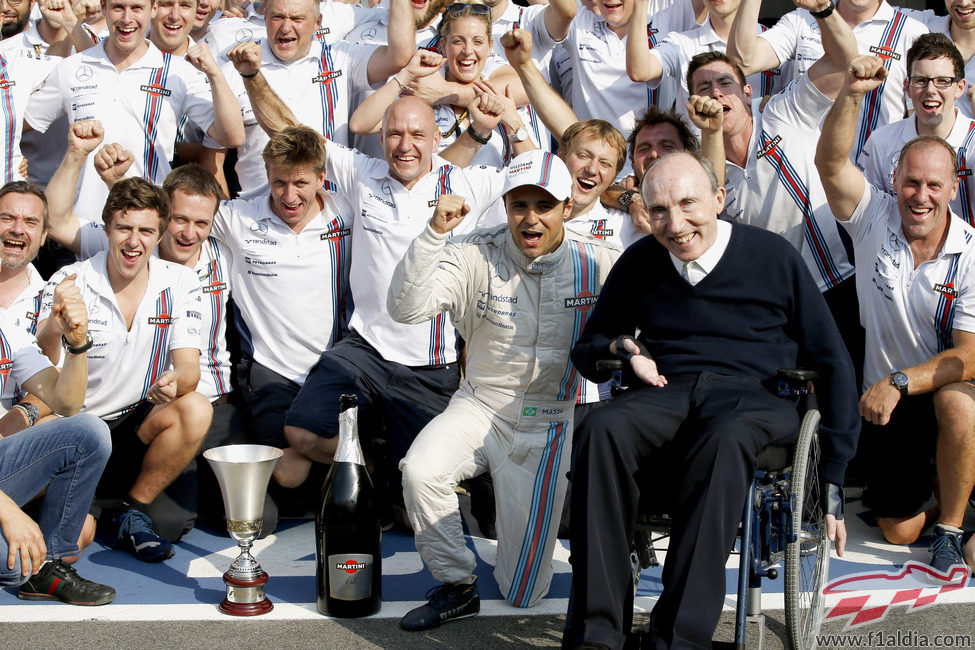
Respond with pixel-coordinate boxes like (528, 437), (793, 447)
(563, 372), (799, 650)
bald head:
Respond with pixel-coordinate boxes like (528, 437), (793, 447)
(381, 97), (441, 190)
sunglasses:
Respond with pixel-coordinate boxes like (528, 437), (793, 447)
(445, 2), (490, 14)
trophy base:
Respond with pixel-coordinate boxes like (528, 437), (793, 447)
(218, 571), (273, 616)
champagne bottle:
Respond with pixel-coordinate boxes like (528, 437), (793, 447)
(316, 394), (382, 617)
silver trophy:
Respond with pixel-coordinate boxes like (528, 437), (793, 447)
(204, 444), (283, 616)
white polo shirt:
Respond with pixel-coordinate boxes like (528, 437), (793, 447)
(0, 44), (56, 184)
(723, 74), (854, 293)
(40, 252), (203, 420)
(649, 21), (781, 118)
(759, 2), (928, 160)
(490, 2), (558, 67)
(327, 144), (506, 366)
(25, 42), (218, 221)
(218, 38), (375, 198)
(0, 311), (53, 413)
(858, 112), (975, 228)
(212, 192), (352, 385)
(0, 264), (46, 336)
(843, 184), (975, 388)
(77, 224), (235, 401)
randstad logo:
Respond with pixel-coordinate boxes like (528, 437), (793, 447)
(822, 561), (969, 629)
(522, 406), (538, 417)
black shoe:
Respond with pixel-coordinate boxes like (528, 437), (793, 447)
(18, 560), (116, 606)
(929, 524), (966, 573)
(400, 578), (480, 631)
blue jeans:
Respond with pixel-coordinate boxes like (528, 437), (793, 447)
(0, 413), (111, 586)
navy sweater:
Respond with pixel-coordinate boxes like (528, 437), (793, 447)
(571, 224), (860, 485)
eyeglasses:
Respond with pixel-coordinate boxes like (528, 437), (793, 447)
(445, 3), (490, 15)
(907, 76), (961, 89)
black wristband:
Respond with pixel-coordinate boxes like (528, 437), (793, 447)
(63, 333), (93, 354)
(466, 125), (491, 145)
(240, 70), (260, 79)
(810, 0), (834, 19)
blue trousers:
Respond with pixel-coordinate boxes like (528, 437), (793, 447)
(0, 413), (111, 586)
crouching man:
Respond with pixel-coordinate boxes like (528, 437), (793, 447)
(389, 150), (621, 630)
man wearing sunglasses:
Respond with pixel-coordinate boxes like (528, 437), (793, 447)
(859, 34), (975, 228)
(817, 54), (975, 575)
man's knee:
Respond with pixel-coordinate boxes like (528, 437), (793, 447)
(143, 392), (213, 446)
(877, 514), (928, 545)
(283, 425), (335, 458)
(934, 382), (975, 441)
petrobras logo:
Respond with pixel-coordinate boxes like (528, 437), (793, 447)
(823, 560), (969, 629)
(336, 560), (366, 574)
(565, 291), (597, 311)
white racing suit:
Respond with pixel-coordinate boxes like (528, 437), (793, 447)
(388, 224), (620, 607)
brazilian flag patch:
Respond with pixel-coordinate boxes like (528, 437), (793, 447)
(522, 406), (538, 417)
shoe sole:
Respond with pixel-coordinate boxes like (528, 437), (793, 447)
(17, 592), (116, 606)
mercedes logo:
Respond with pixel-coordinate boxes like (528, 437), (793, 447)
(75, 65), (93, 82)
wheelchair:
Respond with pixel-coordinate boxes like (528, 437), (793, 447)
(595, 361), (831, 650)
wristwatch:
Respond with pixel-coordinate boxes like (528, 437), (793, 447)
(889, 371), (909, 397)
(63, 333), (94, 355)
(618, 189), (639, 211)
(810, 0), (834, 19)
(466, 125), (491, 145)
(509, 126), (530, 143)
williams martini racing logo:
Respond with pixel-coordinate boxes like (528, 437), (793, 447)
(822, 561), (969, 629)
(140, 84), (172, 97)
(565, 290), (597, 311)
(0, 358), (11, 378)
(148, 314), (173, 328)
(336, 559), (366, 574)
(868, 45), (901, 61)
(313, 70), (342, 84)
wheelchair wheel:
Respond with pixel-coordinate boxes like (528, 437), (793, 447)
(784, 408), (830, 650)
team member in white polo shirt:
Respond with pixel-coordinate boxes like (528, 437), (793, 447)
(817, 54), (975, 572)
(0, 41), (57, 184)
(213, 0), (413, 199)
(727, 0), (929, 161)
(391, 150), (620, 628)
(45, 120), (278, 534)
(689, 44), (867, 384)
(559, 0), (702, 171)
(278, 95), (533, 514)
(207, 126), (353, 494)
(23, 0), (245, 221)
(859, 34), (975, 227)
(37, 177), (211, 563)
(626, 0), (780, 121)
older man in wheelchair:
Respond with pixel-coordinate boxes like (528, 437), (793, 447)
(561, 151), (860, 650)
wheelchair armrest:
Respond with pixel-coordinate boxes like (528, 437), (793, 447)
(777, 368), (820, 384)
(596, 359), (625, 372)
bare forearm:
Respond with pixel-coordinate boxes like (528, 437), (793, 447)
(206, 71), (246, 147)
(626, 0), (659, 82)
(350, 76), (403, 135)
(45, 151), (85, 253)
(244, 73), (301, 136)
(513, 61), (576, 140)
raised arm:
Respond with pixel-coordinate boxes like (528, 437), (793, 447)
(686, 95), (726, 187)
(726, 0), (782, 75)
(804, 0), (859, 99)
(37, 0), (79, 58)
(350, 49), (446, 135)
(626, 0), (663, 83)
(543, 0), (576, 43)
(186, 42), (246, 148)
(439, 84), (505, 166)
(227, 41), (301, 136)
(366, 0), (416, 85)
(502, 29), (578, 140)
(815, 56), (882, 221)
(45, 120), (105, 255)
